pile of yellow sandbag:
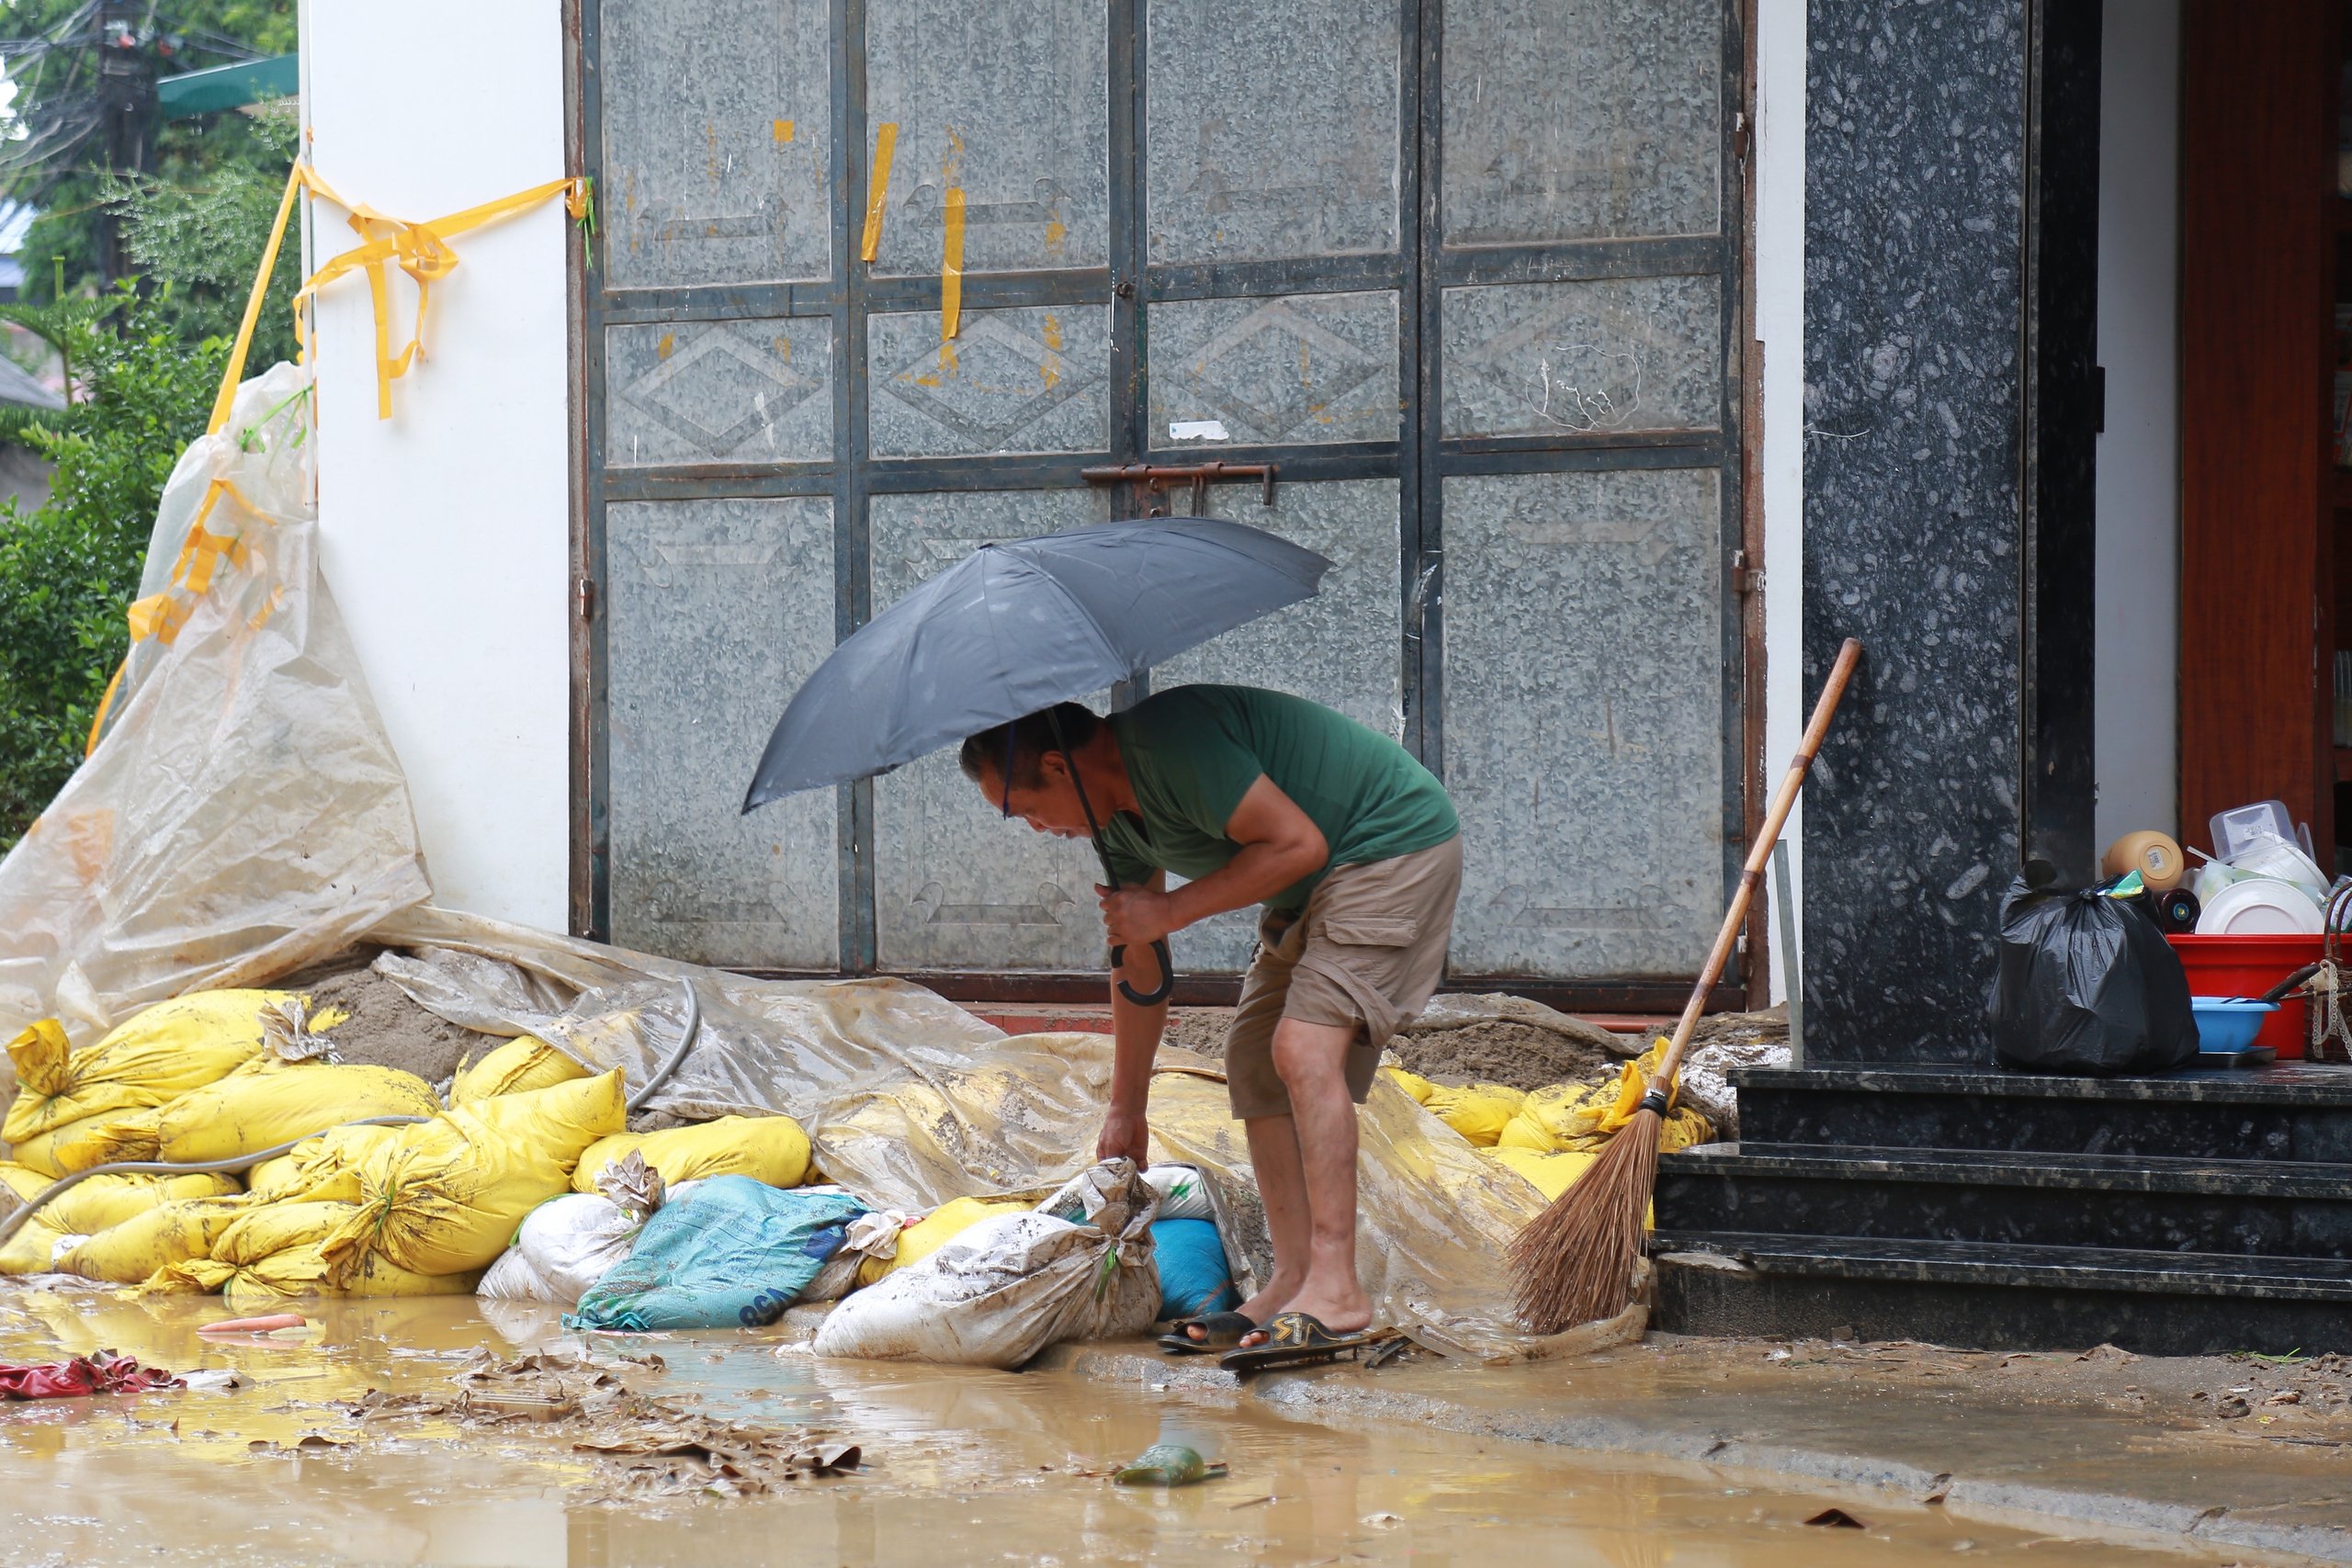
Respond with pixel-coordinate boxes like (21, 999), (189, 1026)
(1385, 1036), (1714, 1209)
(2, 993), (826, 1306)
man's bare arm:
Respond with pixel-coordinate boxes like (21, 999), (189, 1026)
(1097, 775), (1326, 948)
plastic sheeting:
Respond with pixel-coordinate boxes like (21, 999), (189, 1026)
(365, 928), (1596, 1356)
(0, 362), (428, 1055)
(0, 364), (1608, 1359)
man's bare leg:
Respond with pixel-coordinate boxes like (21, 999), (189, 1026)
(1236, 1017), (1371, 1346)
(1181, 1114), (1306, 1341)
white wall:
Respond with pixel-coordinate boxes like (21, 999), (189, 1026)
(1757, 0), (1806, 1007)
(300, 0), (572, 929)
(2094, 0), (2182, 850)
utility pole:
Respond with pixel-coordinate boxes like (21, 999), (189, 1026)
(94, 2), (158, 288)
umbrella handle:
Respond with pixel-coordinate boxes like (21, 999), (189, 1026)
(1114, 938), (1178, 1008)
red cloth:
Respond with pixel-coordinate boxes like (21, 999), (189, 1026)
(0, 1351), (181, 1399)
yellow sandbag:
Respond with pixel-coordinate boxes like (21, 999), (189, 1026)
(1421, 1082), (1528, 1147)
(56, 1197), (250, 1284)
(155, 1061), (440, 1164)
(318, 1068), (627, 1285)
(227, 1247), (476, 1303)
(4, 993), (293, 1144)
(41, 1171), (239, 1235)
(1483, 1145), (1600, 1201)
(0, 1161), (49, 1201)
(148, 1214), (477, 1300)
(1496, 1081), (1612, 1153)
(1659, 1106), (1713, 1152)
(1384, 1066), (1436, 1104)
(9, 1106), (164, 1176)
(856, 1196), (1031, 1288)
(570, 1114), (810, 1195)
(249, 1123), (407, 1204)
(450, 1036), (588, 1105)
(0, 1215), (70, 1275)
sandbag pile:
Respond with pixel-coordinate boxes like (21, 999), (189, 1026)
(0, 993), (820, 1306)
(1384, 1035), (1714, 1211)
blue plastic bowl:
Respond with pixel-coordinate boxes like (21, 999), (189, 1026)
(2190, 998), (2277, 1053)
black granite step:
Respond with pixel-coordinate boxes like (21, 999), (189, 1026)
(1650, 1230), (2352, 1355)
(1652, 1229), (2352, 1300)
(1655, 1142), (2352, 1258)
(1733, 1063), (2352, 1161)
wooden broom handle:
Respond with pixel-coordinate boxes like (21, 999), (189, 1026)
(1650, 637), (1863, 1095)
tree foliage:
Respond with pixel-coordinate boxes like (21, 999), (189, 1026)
(0, 1), (296, 847)
(0, 287), (225, 843)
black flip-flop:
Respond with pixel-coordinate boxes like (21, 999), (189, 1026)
(1217, 1311), (1391, 1374)
(1157, 1311), (1258, 1356)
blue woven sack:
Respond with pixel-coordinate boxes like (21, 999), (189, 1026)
(567, 1176), (865, 1330)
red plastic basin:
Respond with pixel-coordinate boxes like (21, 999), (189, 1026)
(2166, 933), (2325, 1058)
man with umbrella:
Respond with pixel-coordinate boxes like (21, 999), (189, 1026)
(958, 683), (1461, 1362)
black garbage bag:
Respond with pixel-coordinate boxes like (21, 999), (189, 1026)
(1988, 872), (2199, 1075)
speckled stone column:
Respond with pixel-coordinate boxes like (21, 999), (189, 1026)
(1802, 0), (2035, 1064)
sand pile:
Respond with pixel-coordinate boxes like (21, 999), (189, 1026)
(281, 947), (508, 1086)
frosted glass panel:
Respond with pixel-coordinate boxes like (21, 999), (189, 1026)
(1444, 468), (1724, 977)
(606, 318), (832, 467)
(1442, 276), (1720, 439)
(600, 0), (831, 287)
(1147, 0), (1399, 262)
(865, 0), (1109, 274)
(1148, 292), (1399, 448)
(871, 489), (1122, 972)
(607, 498), (839, 968)
(869, 307), (1112, 456)
(1443, 0), (1720, 243)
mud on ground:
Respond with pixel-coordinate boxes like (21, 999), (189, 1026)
(1640, 1329), (2352, 1438)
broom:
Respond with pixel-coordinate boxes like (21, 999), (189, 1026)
(1509, 636), (1863, 1334)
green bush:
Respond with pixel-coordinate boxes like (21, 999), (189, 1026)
(0, 290), (228, 848)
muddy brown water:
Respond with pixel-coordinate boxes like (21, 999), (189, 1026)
(0, 1287), (2279, 1567)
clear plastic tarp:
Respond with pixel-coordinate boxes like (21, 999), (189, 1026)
(0, 367), (1620, 1359)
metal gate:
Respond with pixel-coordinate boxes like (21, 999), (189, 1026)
(572, 0), (1747, 1000)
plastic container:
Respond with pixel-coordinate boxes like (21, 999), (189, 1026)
(2188, 998), (2277, 1053)
(2166, 933), (2322, 1058)
(2211, 800), (2295, 862)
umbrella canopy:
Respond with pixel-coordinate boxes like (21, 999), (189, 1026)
(742, 516), (1331, 810)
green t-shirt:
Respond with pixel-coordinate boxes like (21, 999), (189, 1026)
(1097, 684), (1459, 912)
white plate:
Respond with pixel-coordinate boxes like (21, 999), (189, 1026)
(2194, 876), (2324, 935)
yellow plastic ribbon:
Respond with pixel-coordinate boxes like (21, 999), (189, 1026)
(294, 170), (589, 420)
(861, 123), (899, 263)
(941, 187), (966, 342)
(93, 164), (589, 755)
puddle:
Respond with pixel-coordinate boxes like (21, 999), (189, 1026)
(0, 1285), (2283, 1566)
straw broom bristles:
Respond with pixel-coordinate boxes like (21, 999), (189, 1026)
(1508, 636), (1862, 1337)
(1508, 1102), (1661, 1334)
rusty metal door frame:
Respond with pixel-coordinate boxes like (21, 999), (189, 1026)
(566, 0), (1757, 1013)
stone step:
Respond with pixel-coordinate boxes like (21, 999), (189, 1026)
(1732, 1063), (2352, 1161)
(1655, 1142), (2352, 1258)
(1649, 1230), (2352, 1355)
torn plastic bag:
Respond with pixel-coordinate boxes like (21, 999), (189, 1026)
(1989, 873), (2199, 1075)
(0, 362), (429, 1055)
(812, 1159), (1161, 1368)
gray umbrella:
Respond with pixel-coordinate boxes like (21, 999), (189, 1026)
(743, 515), (1332, 1002)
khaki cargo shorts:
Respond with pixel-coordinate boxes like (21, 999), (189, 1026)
(1221, 834), (1463, 1120)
